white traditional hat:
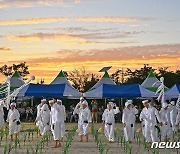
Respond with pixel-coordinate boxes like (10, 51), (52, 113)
(108, 102), (114, 107)
(128, 100), (133, 104)
(49, 100), (54, 104)
(10, 102), (16, 107)
(170, 101), (175, 105)
(82, 100), (88, 106)
(125, 101), (131, 107)
(142, 100), (148, 104)
(41, 99), (47, 102)
(57, 99), (62, 103)
(80, 97), (84, 100)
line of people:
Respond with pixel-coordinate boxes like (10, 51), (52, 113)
(0, 97), (180, 146)
(123, 99), (180, 143)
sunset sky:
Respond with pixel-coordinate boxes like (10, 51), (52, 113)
(0, 0), (180, 83)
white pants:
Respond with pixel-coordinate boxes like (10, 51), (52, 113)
(61, 122), (65, 138)
(104, 123), (115, 142)
(144, 125), (157, 142)
(9, 121), (20, 135)
(51, 122), (61, 140)
(78, 122), (89, 136)
(124, 124), (134, 141)
(161, 125), (172, 141)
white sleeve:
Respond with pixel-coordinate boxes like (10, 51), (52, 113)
(102, 110), (106, 121)
(122, 110), (126, 124)
(113, 107), (120, 114)
(73, 108), (80, 114)
(176, 110), (180, 125)
(140, 109), (146, 121)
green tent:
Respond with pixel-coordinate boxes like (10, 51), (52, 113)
(141, 71), (168, 92)
(88, 71), (116, 91)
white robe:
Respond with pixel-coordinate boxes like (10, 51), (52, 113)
(176, 108), (180, 126)
(35, 104), (50, 136)
(159, 108), (172, 140)
(140, 106), (161, 142)
(57, 104), (66, 138)
(169, 105), (178, 131)
(36, 104), (43, 127)
(122, 107), (138, 141)
(74, 107), (92, 136)
(7, 109), (20, 135)
(50, 104), (63, 140)
(102, 107), (120, 142)
(0, 104), (4, 128)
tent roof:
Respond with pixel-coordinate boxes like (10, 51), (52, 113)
(84, 84), (156, 99)
(165, 84), (180, 99)
(89, 71), (116, 91)
(18, 83), (82, 98)
(141, 71), (168, 91)
(50, 70), (75, 88)
(10, 71), (25, 88)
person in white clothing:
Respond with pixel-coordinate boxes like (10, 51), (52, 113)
(7, 102), (21, 141)
(56, 99), (66, 141)
(36, 99), (47, 136)
(49, 100), (63, 148)
(73, 100), (92, 142)
(102, 102), (120, 142)
(169, 101), (178, 132)
(122, 100), (138, 142)
(35, 103), (50, 136)
(0, 99), (5, 128)
(175, 102), (180, 128)
(159, 103), (172, 141)
(140, 100), (162, 143)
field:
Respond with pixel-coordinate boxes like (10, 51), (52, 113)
(0, 123), (179, 154)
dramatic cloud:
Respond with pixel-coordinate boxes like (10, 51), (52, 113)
(0, 16), (149, 26)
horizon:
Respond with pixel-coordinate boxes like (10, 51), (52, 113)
(0, 0), (180, 83)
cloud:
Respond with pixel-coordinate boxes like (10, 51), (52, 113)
(4, 31), (144, 45)
(0, 16), (149, 26)
(0, 47), (13, 52)
(7, 43), (180, 64)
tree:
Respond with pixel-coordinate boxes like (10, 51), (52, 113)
(111, 69), (123, 84)
(67, 67), (99, 92)
(124, 64), (156, 84)
(0, 62), (29, 78)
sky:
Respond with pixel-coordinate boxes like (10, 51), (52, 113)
(0, 0), (180, 83)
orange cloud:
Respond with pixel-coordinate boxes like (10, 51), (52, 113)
(0, 16), (147, 26)
(1, 44), (179, 83)
(0, 47), (13, 52)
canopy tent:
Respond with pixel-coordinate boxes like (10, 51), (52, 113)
(89, 71), (116, 91)
(0, 71), (25, 98)
(141, 71), (168, 92)
(165, 84), (180, 99)
(51, 70), (72, 86)
(17, 83), (82, 98)
(84, 84), (156, 99)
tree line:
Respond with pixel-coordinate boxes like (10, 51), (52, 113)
(0, 63), (179, 92)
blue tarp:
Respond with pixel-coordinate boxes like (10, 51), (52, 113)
(165, 84), (180, 99)
(84, 84), (156, 99)
(18, 83), (66, 97)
